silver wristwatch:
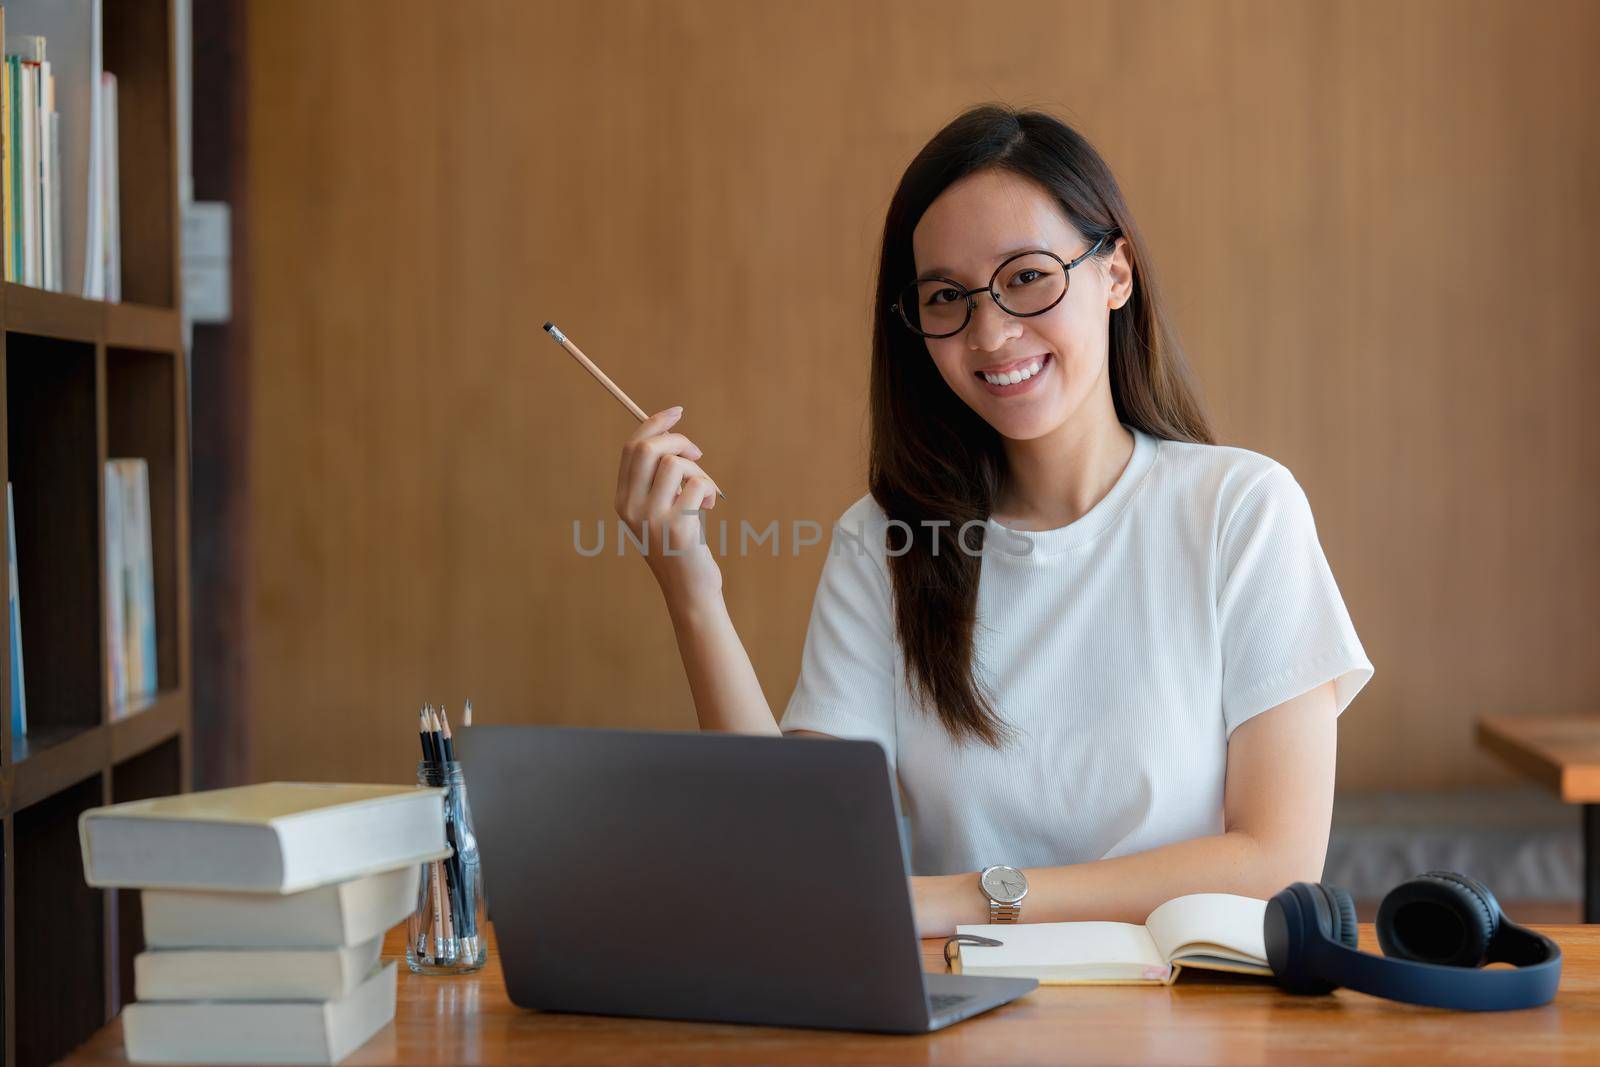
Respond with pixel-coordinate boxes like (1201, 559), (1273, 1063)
(979, 864), (1028, 923)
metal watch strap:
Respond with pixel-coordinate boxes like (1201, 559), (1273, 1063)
(988, 899), (1022, 923)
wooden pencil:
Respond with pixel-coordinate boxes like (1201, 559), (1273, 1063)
(542, 321), (727, 502)
(437, 706), (456, 763)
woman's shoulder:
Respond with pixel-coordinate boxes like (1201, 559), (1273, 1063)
(1143, 431), (1305, 524)
(811, 493), (897, 592)
(827, 492), (894, 564)
(837, 491), (887, 530)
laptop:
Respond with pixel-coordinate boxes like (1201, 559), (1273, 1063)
(455, 724), (1037, 1033)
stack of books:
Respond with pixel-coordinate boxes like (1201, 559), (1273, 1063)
(80, 782), (451, 1065)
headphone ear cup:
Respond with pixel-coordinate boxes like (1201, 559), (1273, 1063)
(1377, 871), (1496, 966)
(1322, 884), (1359, 949)
(1428, 870), (1502, 929)
(1265, 883), (1346, 995)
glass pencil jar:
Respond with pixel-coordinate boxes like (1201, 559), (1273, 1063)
(407, 760), (488, 975)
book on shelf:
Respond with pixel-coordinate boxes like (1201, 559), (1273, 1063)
(15, 48), (33, 281)
(105, 457), (155, 712)
(9, 37), (35, 283)
(7, 481), (24, 739)
(22, 51), (38, 283)
(79, 781), (450, 893)
(122, 960), (398, 1067)
(3, 28), (61, 290)
(135, 935), (385, 1002)
(98, 66), (114, 298)
(949, 893), (1272, 985)
(141, 864), (423, 950)
(0, 0), (119, 297)
(43, 52), (58, 288)
(5, 53), (18, 279)
(103, 460), (127, 709)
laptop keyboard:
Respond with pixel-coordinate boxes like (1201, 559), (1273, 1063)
(929, 992), (974, 1014)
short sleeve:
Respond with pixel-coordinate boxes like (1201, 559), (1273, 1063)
(778, 499), (898, 767)
(1217, 464), (1374, 736)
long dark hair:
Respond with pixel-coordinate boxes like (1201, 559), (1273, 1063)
(868, 104), (1216, 749)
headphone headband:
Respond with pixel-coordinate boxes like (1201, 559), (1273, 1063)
(1266, 876), (1562, 1012)
(1307, 926), (1561, 1011)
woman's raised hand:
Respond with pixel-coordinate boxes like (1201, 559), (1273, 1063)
(615, 407), (725, 610)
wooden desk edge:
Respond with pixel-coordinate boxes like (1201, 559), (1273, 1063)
(1477, 715), (1600, 803)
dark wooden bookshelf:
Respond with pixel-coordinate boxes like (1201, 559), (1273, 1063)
(0, 2), (190, 1065)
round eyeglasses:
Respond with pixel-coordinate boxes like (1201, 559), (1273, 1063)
(889, 235), (1109, 339)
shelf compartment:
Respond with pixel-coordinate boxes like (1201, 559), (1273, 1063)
(14, 774), (106, 1067)
(104, 0), (178, 309)
(108, 690), (184, 764)
(105, 346), (180, 695)
(4, 335), (103, 764)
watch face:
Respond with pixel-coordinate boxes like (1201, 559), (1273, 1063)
(981, 866), (1027, 904)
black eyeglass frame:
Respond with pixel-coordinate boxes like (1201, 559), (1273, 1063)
(889, 233), (1110, 339)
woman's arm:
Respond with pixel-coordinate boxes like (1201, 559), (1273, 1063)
(667, 594), (783, 736)
(668, 596), (837, 738)
(612, 406), (782, 736)
(909, 680), (1339, 936)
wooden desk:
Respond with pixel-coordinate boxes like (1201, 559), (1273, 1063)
(56, 921), (1600, 1066)
(1478, 713), (1600, 920)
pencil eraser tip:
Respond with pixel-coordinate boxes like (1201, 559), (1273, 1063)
(542, 321), (555, 332)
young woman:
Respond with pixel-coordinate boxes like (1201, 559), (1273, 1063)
(611, 105), (1373, 938)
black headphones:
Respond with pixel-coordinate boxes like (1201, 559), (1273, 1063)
(1265, 871), (1561, 1010)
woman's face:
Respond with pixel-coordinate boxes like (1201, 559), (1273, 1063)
(909, 168), (1132, 442)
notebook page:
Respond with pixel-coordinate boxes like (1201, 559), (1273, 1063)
(955, 921), (1166, 973)
(1144, 893), (1268, 965)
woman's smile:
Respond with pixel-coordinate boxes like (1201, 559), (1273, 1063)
(974, 352), (1052, 396)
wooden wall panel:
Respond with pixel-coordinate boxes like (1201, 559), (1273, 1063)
(245, 0), (1600, 791)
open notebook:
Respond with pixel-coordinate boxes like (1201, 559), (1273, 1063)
(950, 893), (1271, 985)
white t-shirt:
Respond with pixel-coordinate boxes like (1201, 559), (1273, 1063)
(778, 424), (1374, 876)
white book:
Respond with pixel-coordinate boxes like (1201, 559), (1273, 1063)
(142, 864), (422, 950)
(135, 935), (384, 1001)
(38, 62), (53, 290)
(100, 70), (118, 300)
(83, 0), (103, 299)
(951, 893), (1271, 985)
(79, 782), (449, 893)
(123, 960), (397, 1065)
(112, 458), (156, 700)
(103, 462), (128, 713)
(49, 108), (62, 290)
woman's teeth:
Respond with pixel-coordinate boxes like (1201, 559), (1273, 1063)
(981, 358), (1044, 386)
